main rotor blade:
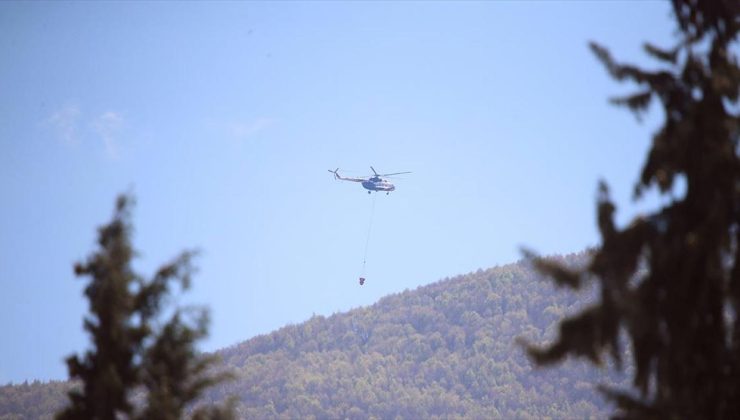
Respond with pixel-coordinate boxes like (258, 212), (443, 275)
(370, 166), (379, 176)
(379, 171), (411, 177)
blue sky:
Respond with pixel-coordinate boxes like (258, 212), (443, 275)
(0, 1), (676, 384)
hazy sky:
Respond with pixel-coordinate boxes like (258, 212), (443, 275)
(0, 1), (676, 384)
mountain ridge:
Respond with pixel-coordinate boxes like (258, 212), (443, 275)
(1, 252), (628, 419)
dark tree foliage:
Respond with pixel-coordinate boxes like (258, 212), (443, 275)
(526, 1), (739, 419)
(56, 195), (233, 420)
(141, 311), (233, 420)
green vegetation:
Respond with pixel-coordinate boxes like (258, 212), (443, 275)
(2, 253), (631, 418)
(216, 254), (630, 418)
(525, 1), (740, 418)
(24, 195), (231, 420)
(0, 381), (72, 420)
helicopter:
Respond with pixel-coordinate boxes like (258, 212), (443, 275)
(328, 166), (411, 194)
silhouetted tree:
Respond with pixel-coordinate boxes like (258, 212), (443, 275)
(525, 1), (739, 419)
(56, 195), (233, 420)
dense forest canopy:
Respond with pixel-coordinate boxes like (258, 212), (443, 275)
(1, 254), (632, 419)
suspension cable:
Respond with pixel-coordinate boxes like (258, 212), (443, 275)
(360, 193), (377, 283)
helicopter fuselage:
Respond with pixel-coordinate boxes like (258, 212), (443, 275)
(362, 177), (395, 192)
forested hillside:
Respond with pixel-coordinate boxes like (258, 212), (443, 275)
(0, 381), (72, 420)
(1, 253), (630, 419)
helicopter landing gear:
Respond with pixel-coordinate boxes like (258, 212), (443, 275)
(386, 192), (390, 195)
(368, 191), (371, 194)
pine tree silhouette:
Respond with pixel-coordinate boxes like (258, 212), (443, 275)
(57, 195), (233, 420)
(526, 1), (739, 418)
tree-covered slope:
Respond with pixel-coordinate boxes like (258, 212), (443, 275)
(209, 252), (628, 418)
(0, 381), (73, 420)
(2, 253), (629, 419)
